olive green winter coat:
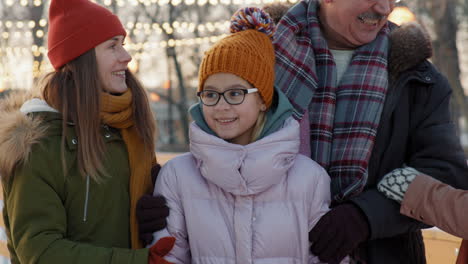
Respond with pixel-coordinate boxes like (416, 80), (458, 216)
(0, 93), (149, 264)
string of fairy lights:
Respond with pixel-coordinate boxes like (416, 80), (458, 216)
(3, 0), (294, 7)
(0, 18), (232, 78)
(0, 0), (297, 88)
(0, 19), (230, 40)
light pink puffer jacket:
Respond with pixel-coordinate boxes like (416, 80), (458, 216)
(152, 118), (347, 264)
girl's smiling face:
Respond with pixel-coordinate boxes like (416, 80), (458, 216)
(202, 73), (265, 145)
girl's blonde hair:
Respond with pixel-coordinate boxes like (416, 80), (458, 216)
(249, 109), (267, 143)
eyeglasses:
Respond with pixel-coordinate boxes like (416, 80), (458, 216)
(197, 88), (258, 106)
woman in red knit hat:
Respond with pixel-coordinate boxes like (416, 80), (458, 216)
(0, 0), (173, 263)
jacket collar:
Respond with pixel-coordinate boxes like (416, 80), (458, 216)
(190, 117), (300, 196)
(20, 98), (59, 114)
(389, 22), (433, 79)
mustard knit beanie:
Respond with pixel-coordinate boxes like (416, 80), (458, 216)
(198, 7), (276, 108)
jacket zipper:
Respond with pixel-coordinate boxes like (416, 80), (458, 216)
(83, 127), (110, 222)
(83, 175), (90, 222)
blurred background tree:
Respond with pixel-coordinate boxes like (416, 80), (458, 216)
(403, 0), (468, 151)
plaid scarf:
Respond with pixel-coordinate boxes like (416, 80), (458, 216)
(274, 0), (390, 201)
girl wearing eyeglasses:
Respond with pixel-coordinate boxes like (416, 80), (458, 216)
(148, 7), (348, 264)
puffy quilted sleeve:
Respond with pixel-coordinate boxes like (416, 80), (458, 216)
(151, 161), (191, 263)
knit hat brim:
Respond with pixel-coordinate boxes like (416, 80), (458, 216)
(47, 13), (126, 70)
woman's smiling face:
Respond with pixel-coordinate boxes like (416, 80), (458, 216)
(95, 35), (132, 94)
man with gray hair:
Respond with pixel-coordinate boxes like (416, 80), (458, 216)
(272, 0), (468, 263)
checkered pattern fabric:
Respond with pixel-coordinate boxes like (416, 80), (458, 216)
(273, 0), (391, 201)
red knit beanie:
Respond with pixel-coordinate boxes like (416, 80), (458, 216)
(47, 0), (127, 70)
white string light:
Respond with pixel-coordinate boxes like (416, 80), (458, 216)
(39, 19), (47, 27)
(35, 29), (44, 38)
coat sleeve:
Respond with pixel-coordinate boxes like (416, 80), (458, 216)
(306, 170), (351, 264)
(307, 166), (332, 264)
(401, 174), (468, 239)
(456, 240), (468, 264)
(307, 166), (331, 231)
(3, 148), (148, 264)
(350, 189), (424, 240)
(151, 161), (191, 263)
(352, 68), (468, 239)
(405, 72), (468, 189)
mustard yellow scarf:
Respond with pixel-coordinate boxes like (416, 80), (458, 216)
(101, 89), (155, 249)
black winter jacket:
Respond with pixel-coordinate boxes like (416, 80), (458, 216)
(350, 23), (468, 264)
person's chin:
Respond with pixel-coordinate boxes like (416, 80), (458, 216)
(215, 131), (236, 141)
(349, 27), (382, 45)
(349, 33), (378, 47)
(110, 86), (129, 95)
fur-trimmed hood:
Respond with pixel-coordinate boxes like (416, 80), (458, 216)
(0, 91), (57, 179)
(262, 4), (433, 77)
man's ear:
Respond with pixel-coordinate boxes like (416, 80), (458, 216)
(260, 103), (267, 111)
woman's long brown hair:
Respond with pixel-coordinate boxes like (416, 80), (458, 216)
(41, 49), (156, 182)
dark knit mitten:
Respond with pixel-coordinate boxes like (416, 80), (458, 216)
(309, 203), (370, 264)
(377, 167), (420, 203)
(137, 163), (169, 245)
(137, 194), (170, 246)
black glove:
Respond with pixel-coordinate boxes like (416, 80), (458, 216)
(137, 163), (169, 246)
(309, 203), (370, 264)
(137, 195), (170, 246)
